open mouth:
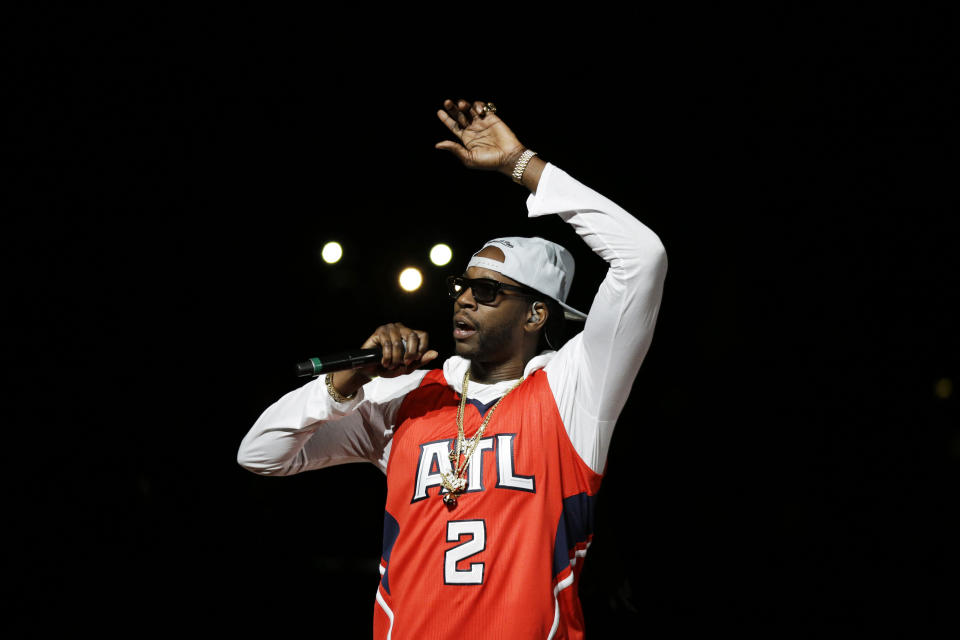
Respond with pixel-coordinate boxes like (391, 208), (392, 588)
(453, 316), (477, 340)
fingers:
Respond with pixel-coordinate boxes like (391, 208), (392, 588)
(440, 99), (470, 131)
(454, 99), (473, 125)
(365, 323), (435, 375)
(436, 98), (506, 168)
(470, 100), (488, 119)
(436, 107), (464, 136)
(401, 330), (431, 367)
(402, 331), (421, 365)
(437, 98), (491, 131)
(398, 348), (439, 375)
(380, 326), (406, 370)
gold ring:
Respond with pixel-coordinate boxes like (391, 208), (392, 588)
(483, 102), (497, 114)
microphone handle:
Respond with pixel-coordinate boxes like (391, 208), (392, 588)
(295, 348), (381, 377)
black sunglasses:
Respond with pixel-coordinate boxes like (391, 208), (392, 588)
(446, 276), (537, 304)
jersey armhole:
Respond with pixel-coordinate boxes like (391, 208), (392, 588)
(532, 369), (605, 492)
(382, 368), (448, 477)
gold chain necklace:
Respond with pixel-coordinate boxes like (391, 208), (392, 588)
(441, 369), (523, 507)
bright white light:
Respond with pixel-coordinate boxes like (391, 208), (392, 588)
(321, 242), (343, 264)
(399, 267), (423, 292)
(430, 243), (453, 267)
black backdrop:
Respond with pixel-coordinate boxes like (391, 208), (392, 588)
(8, 6), (956, 638)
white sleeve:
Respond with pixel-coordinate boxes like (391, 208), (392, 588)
(236, 370), (429, 476)
(532, 163), (668, 474)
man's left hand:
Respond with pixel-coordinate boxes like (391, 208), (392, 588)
(435, 99), (526, 176)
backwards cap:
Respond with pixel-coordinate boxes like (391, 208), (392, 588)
(466, 236), (588, 321)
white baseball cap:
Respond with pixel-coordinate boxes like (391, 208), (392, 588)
(466, 236), (588, 321)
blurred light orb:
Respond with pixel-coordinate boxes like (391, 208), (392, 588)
(321, 241), (343, 264)
(399, 267), (423, 292)
(430, 243), (453, 267)
(935, 377), (953, 400)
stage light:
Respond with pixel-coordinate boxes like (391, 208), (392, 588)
(321, 241), (343, 264)
(399, 267), (423, 292)
(935, 378), (953, 400)
(430, 243), (453, 267)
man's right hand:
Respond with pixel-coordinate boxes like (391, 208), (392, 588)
(330, 323), (438, 398)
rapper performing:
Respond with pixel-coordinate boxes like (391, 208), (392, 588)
(238, 97), (667, 639)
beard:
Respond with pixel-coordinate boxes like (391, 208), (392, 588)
(454, 315), (520, 364)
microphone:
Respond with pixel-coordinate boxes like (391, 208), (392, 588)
(295, 348), (381, 377)
(295, 341), (406, 378)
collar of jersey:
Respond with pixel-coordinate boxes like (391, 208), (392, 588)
(441, 351), (555, 405)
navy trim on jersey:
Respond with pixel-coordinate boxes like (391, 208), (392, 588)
(465, 396), (502, 417)
(381, 510), (400, 595)
(552, 492), (598, 578)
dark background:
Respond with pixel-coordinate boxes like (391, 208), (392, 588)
(7, 6), (956, 638)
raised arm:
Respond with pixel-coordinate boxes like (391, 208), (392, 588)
(534, 165), (667, 473)
(436, 98), (668, 473)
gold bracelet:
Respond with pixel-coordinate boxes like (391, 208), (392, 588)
(324, 373), (356, 403)
(511, 149), (538, 183)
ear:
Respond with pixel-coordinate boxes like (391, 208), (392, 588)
(525, 301), (548, 331)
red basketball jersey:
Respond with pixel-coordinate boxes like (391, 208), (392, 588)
(373, 368), (604, 639)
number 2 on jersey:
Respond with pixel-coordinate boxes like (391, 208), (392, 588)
(444, 519), (486, 585)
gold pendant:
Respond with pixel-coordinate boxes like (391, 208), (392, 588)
(441, 471), (466, 508)
(441, 473), (466, 493)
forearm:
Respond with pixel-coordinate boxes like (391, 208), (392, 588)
(237, 375), (365, 476)
(330, 369), (372, 399)
(237, 371), (428, 476)
(529, 163), (667, 291)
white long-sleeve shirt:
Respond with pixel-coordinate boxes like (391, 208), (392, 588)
(238, 163), (667, 477)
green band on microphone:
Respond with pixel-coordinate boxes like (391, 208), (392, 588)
(309, 357), (322, 374)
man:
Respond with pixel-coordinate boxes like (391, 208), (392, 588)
(237, 98), (667, 638)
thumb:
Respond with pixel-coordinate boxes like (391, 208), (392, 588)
(435, 141), (470, 164)
(395, 349), (440, 375)
(409, 349), (440, 372)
